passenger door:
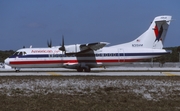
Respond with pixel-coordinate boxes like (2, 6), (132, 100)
(118, 48), (124, 62)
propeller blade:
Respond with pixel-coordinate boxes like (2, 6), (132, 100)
(47, 39), (52, 48)
(59, 35), (66, 51)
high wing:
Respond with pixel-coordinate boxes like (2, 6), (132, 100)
(64, 42), (109, 70)
(65, 42), (109, 55)
(80, 42), (109, 51)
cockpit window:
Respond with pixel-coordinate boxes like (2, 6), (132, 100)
(19, 52), (23, 56)
(13, 52), (19, 56)
(13, 51), (27, 56)
(23, 52), (27, 55)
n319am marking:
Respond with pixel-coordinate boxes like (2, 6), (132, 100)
(132, 44), (143, 47)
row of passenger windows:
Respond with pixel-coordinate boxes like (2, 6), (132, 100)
(49, 53), (124, 57)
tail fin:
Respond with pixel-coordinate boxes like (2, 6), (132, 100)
(111, 15), (172, 49)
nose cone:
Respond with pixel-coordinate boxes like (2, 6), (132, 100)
(4, 58), (9, 65)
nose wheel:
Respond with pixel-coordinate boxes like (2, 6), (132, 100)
(15, 68), (20, 72)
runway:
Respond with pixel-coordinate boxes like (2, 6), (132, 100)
(0, 72), (179, 76)
(0, 67), (180, 76)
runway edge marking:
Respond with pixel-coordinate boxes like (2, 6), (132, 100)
(47, 72), (61, 76)
(162, 72), (179, 76)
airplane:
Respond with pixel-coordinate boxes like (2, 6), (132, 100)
(4, 15), (172, 72)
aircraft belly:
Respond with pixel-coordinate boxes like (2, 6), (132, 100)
(62, 56), (104, 68)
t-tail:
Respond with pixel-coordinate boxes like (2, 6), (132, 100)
(110, 15), (172, 49)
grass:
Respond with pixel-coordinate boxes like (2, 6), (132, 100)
(0, 76), (180, 111)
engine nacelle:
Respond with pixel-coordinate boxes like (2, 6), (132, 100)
(65, 44), (81, 53)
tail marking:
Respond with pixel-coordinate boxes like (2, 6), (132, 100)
(154, 24), (163, 42)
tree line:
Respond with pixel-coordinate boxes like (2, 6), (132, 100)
(0, 46), (180, 63)
(0, 50), (14, 62)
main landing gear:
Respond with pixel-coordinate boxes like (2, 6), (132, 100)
(77, 67), (91, 72)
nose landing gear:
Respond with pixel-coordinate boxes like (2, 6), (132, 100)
(15, 67), (20, 72)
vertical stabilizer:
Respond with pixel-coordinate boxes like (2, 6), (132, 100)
(110, 15), (172, 49)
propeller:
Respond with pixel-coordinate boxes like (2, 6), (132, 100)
(47, 39), (52, 48)
(59, 35), (66, 52)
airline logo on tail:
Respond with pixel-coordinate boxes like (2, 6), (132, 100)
(154, 24), (163, 42)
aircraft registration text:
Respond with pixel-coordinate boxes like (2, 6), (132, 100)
(132, 44), (143, 47)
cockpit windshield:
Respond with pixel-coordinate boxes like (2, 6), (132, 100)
(13, 51), (27, 56)
(13, 52), (19, 56)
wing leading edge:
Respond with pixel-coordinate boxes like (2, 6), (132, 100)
(80, 42), (109, 51)
(65, 42), (109, 55)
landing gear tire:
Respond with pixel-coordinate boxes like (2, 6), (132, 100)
(15, 70), (20, 72)
(77, 67), (91, 72)
(84, 67), (91, 72)
(77, 67), (83, 72)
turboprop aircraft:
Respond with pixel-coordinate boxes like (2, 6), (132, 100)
(4, 15), (172, 72)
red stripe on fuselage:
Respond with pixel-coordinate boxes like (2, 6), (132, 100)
(9, 59), (141, 65)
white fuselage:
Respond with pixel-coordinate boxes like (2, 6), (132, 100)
(4, 47), (169, 69)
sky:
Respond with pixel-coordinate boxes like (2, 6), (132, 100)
(0, 0), (180, 50)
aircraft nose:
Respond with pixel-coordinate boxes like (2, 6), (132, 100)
(4, 58), (10, 65)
